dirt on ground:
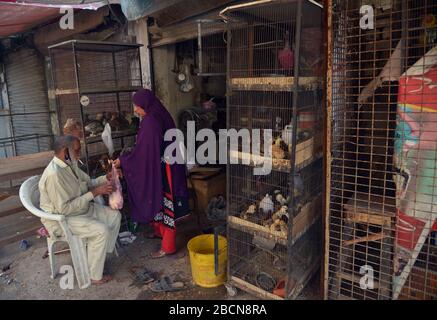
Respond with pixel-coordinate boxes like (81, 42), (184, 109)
(0, 216), (320, 300)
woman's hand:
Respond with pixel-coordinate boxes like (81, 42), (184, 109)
(113, 159), (121, 168)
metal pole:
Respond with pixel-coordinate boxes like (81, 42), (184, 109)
(3, 62), (17, 156)
(48, 49), (61, 138)
(323, 0), (333, 301)
(137, 47), (144, 88)
(198, 21), (203, 75)
(286, 0), (303, 300)
(146, 19), (156, 92)
(225, 19), (232, 285)
(72, 42), (90, 175)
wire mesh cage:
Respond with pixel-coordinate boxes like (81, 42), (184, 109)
(224, 0), (324, 299)
(197, 20), (227, 76)
(48, 40), (143, 176)
(326, 0), (437, 300)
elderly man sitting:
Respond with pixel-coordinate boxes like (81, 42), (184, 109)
(38, 135), (121, 285)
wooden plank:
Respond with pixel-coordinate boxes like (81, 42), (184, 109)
(230, 77), (321, 91)
(34, 7), (109, 54)
(228, 194), (322, 246)
(343, 193), (396, 217)
(337, 271), (380, 289)
(289, 257), (321, 299)
(54, 88), (78, 95)
(228, 215), (288, 245)
(0, 151), (53, 181)
(150, 10), (224, 47)
(230, 276), (283, 300)
(0, 194), (11, 201)
(0, 206), (25, 219)
(153, 0), (234, 27)
(343, 232), (385, 246)
(0, 225), (40, 248)
(0, 185), (21, 197)
(229, 137), (321, 172)
(345, 211), (392, 227)
(0, 195), (25, 219)
(0, 208), (41, 247)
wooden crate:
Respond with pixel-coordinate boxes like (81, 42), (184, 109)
(188, 169), (226, 215)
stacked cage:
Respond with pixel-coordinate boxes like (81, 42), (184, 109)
(48, 40), (143, 176)
(326, 0), (437, 300)
(223, 0), (324, 299)
(197, 19), (227, 76)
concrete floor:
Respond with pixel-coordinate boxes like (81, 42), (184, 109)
(0, 216), (321, 300)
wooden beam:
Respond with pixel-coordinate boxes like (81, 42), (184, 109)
(154, 0), (235, 27)
(150, 9), (225, 47)
(345, 211), (392, 227)
(343, 232), (385, 246)
(0, 226), (40, 248)
(231, 276), (283, 300)
(337, 271), (380, 289)
(34, 7), (109, 54)
(0, 151), (53, 182)
(0, 206), (25, 219)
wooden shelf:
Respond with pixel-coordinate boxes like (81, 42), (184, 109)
(85, 129), (136, 144)
(54, 86), (142, 96)
(229, 136), (322, 172)
(228, 194), (322, 246)
(230, 276), (284, 300)
(230, 76), (321, 91)
(343, 193), (396, 227)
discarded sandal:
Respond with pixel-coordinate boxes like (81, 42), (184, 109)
(148, 276), (185, 293)
(130, 267), (156, 288)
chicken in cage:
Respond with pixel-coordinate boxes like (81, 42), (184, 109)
(48, 40), (143, 176)
(222, 0), (324, 299)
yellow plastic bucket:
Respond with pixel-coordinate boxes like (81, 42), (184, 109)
(187, 234), (227, 288)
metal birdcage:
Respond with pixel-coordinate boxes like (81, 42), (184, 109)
(223, 0), (324, 299)
(325, 0), (437, 300)
(48, 40), (143, 176)
(197, 19), (227, 76)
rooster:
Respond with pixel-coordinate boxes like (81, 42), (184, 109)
(278, 31), (294, 71)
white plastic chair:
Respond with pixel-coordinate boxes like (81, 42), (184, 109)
(19, 175), (91, 289)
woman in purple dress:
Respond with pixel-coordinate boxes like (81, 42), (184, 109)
(114, 89), (189, 258)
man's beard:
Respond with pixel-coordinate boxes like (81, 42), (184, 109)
(67, 147), (84, 167)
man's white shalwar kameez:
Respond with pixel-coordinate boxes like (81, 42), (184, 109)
(39, 157), (121, 281)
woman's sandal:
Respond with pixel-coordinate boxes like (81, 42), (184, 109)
(150, 249), (169, 259)
(148, 276), (185, 293)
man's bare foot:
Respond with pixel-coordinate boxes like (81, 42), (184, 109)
(91, 274), (113, 285)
